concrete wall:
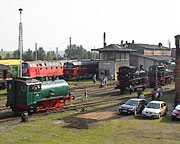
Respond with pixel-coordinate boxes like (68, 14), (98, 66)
(99, 61), (115, 80)
(137, 57), (154, 70)
(130, 54), (154, 70)
(99, 60), (129, 80)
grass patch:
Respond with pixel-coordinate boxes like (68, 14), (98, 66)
(0, 111), (180, 144)
(0, 89), (178, 144)
(68, 79), (99, 85)
(0, 89), (7, 94)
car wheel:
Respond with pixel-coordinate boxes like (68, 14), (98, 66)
(165, 109), (168, 115)
(171, 116), (176, 121)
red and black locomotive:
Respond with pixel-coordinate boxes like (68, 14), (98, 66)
(148, 65), (174, 87)
(63, 60), (98, 80)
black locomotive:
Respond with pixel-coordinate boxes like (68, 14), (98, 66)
(148, 65), (174, 87)
(116, 66), (148, 94)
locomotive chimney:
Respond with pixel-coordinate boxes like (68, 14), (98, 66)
(174, 35), (180, 107)
(103, 32), (106, 47)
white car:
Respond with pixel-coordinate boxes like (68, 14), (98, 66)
(142, 101), (167, 119)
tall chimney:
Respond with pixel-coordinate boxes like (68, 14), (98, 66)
(35, 42), (38, 60)
(56, 47), (58, 60)
(69, 37), (72, 49)
(103, 32), (106, 47)
(121, 40), (123, 45)
(174, 35), (180, 107)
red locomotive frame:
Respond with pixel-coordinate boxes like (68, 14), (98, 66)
(63, 60), (98, 80)
(22, 61), (64, 78)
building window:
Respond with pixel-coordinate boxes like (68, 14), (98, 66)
(116, 53), (120, 60)
(125, 53), (129, 60)
(121, 53), (125, 60)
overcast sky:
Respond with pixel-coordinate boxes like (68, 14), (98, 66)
(0, 0), (180, 52)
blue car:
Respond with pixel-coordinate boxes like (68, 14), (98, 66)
(119, 98), (148, 115)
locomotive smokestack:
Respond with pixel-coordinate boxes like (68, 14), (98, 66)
(103, 32), (106, 47)
(174, 35), (180, 107)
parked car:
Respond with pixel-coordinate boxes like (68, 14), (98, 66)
(171, 104), (180, 120)
(119, 98), (148, 115)
(142, 101), (167, 119)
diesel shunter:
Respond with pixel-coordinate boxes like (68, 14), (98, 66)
(6, 76), (73, 113)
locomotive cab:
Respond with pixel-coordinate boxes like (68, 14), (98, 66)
(6, 77), (42, 112)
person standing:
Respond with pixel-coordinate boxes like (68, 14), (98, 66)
(83, 89), (88, 101)
(104, 76), (108, 86)
(93, 74), (96, 84)
(151, 89), (156, 101)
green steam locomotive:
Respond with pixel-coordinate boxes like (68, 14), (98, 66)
(6, 76), (73, 113)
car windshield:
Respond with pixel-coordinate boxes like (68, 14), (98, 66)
(147, 103), (160, 109)
(125, 100), (138, 106)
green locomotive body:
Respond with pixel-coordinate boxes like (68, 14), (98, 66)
(6, 77), (73, 113)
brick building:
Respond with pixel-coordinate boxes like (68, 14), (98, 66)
(127, 42), (174, 70)
(92, 44), (136, 80)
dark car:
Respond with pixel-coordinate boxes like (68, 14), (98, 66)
(171, 104), (180, 120)
(119, 98), (148, 115)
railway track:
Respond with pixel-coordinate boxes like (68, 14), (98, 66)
(0, 86), (174, 124)
(0, 82), (174, 123)
(0, 82), (118, 112)
(0, 94), (134, 123)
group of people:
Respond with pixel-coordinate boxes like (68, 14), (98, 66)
(151, 87), (163, 100)
(137, 86), (163, 101)
(92, 74), (109, 88)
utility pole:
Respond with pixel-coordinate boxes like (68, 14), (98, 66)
(174, 35), (180, 107)
(18, 8), (23, 77)
(155, 61), (158, 89)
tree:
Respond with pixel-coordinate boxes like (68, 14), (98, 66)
(5, 53), (11, 59)
(12, 50), (19, 59)
(46, 51), (56, 61)
(64, 44), (89, 60)
(23, 49), (34, 61)
(36, 47), (46, 60)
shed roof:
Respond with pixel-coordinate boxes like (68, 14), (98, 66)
(128, 43), (170, 50)
(92, 44), (136, 52)
(131, 53), (175, 61)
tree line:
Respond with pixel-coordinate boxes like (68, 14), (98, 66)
(2, 44), (99, 61)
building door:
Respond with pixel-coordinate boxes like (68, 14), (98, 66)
(105, 70), (109, 77)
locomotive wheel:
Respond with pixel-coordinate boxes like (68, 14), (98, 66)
(120, 88), (124, 94)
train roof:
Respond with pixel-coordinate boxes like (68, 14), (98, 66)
(13, 77), (42, 85)
(65, 60), (98, 66)
(23, 60), (67, 67)
(0, 63), (10, 70)
(0, 59), (23, 66)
